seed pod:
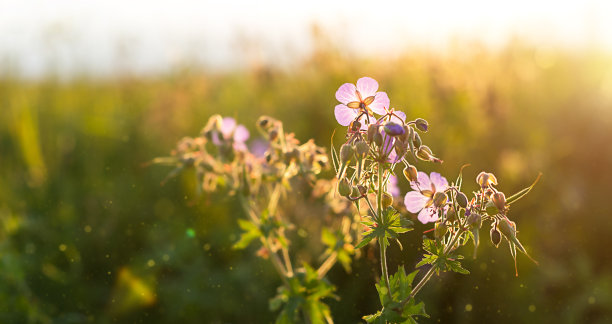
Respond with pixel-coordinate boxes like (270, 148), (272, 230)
(490, 224), (502, 248)
(339, 144), (355, 163)
(354, 141), (370, 158)
(338, 178), (352, 197)
(382, 192), (393, 209)
(456, 192), (469, 209)
(491, 192), (506, 212)
(367, 124), (378, 143)
(435, 222), (448, 240)
(383, 122), (405, 136)
(415, 118), (429, 132)
(432, 191), (448, 208)
(403, 164), (418, 182)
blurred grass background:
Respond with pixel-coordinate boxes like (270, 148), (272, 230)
(1, 37), (612, 323)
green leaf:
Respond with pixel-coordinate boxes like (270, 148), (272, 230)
(233, 219), (262, 250)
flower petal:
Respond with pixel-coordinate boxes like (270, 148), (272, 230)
(356, 77), (379, 98)
(418, 207), (438, 224)
(221, 117), (236, 139)
(233, 124), (250, 143)
(388, 175), (400, 197)
(404, 191), (428, 213)
(335, 83), (358, 104)
(392, 110), (406, 123)
(430, 172), (449, 192)
(334, 104), (358, 126)
(410, 171), (432, 191)
(369, 92), (390, 115)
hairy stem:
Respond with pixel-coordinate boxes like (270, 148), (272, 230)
(316, 251), (338, 279)
(377, 164), (390, 292)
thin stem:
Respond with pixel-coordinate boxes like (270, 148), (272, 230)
(316, 252), (338, 279)
(377, 164), (390, 291)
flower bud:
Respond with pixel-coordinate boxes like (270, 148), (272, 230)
(383, 122), (405, 136)
(357, 185), (368, 196)
(416, 145), (433, 161)
(497, 218), (517, 239)
(403, 164), (418, 182)
(491, 192), (506, 212)
(446, 206), (457, 222)
(367, 124), (378, 143)
(338, 178), (352, 197)
(432, 191), (448, 208)
(373, 132), (383, 147)
(257, 116), (272, 130)
(268, 129), (279, 141)
(339, 144), (355, 163)
(476, 171), (498, 188)
(467, 212), (482, 228)
(456, 192), (468, 209)
(203, 114), (223, 133)
(354, 141), (369, 159)
(415, 118), (428, 132)
(349, 120), (362, 132)
(412, 132), (422, 148)
(490, 224), (502, 248)
(382, 192), (393, 209)
(435, 222), (448, 240)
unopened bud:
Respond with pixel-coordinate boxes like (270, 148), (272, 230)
(497, 218), (517, 239)
(416, 145), (434, 161)
(383, 122), (405, 136)
(339, 144), (355, 163)
(338, 179), (352, 197)
(203, 114), (223, 133)
(373, 132), (383, 147)
(349, 120), (362, 132)
(367, 124), (378, 143)
(467, 212), (482, 228)
(257, 116), (272, 129)
(476, 171), (498, 188)
(268, 129), (279, 141)
(355, 141), (369, 159)
(435, 222), (448, 240)
(412, 132), (422, 148)
(357, 185), (368, 196)
(456, 192), (469, 209)
(446, 206), (457, 222)
(382, 192), (393, 209)
(415, 118), (429, 132)
(403, 165), (418, 182)
(491, 192), (506, 212)
(490, 224), (502, 248)
(432, 191), (448, 208)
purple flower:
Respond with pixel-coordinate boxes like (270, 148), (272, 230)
(213, 117), (250, 151)
(388, 175), (400, 197)
(403, 172), (449, 224)
(334, 77), (390, 126)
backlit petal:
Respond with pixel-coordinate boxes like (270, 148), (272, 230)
(369, 92), (390, 115)
(404, 191), (428, 213)
(410, 171), (431, 191)
(356, 77), (379, 98)
(335, 83), (358, 104)
(418, 207), (438, 224)
(392, 110), (406, 123)
(221, 117), (236, 139)
(233, 124), (250, 143)
(334, 104), (358, 126)
(429, 172), (449, 192)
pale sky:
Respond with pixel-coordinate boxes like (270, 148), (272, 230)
(1, 0), (611, 78)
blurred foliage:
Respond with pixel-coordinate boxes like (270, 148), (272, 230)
(1, 35), (612, 323)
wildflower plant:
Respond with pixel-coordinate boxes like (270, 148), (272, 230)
(155, 77), (540, 323)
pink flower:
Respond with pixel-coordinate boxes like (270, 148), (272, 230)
(403, 172), (449, 224)
(388, 175), (400, 197)
(212, 117), (250, 151)
(334, 77), (390, 126)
